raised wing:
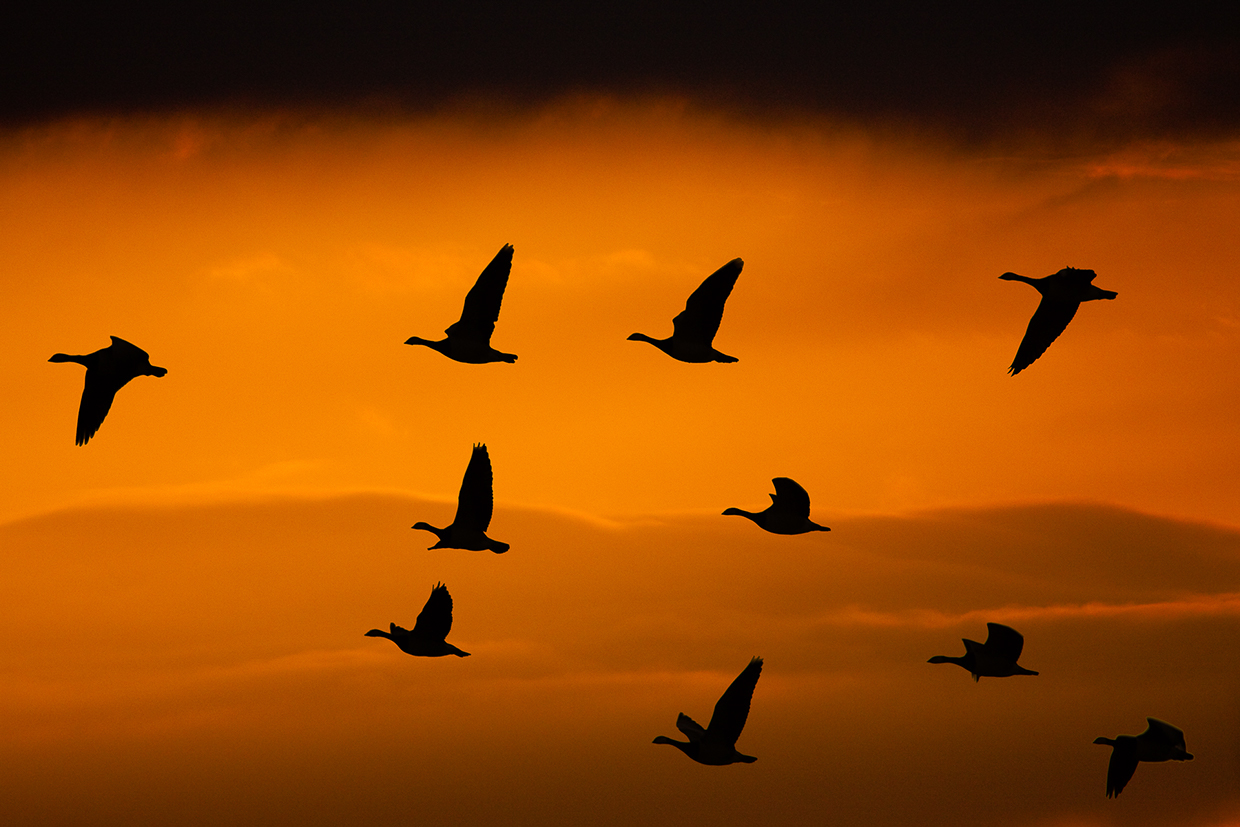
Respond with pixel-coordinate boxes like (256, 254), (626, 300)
(446, 244), (513, 343)
(1105, 744), (1139, 798)
(706, 657), (762, 747)
(671, 258), (742, 346)
(1144, 718), (1188, 750)
(675, 713), (708, 742)
(983, 623), (1025, 661)
(109, 335), (151, 361)
(1054, 267), (1098, 287)
(770, 477), (811, 518)
(412, 583), (454, 642)
(453, 444), (495, 531)
(1009, 296), (1079, 375)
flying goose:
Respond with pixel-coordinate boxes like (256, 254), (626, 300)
(413, 443), (509, 553)
(628, 258), (742, 362)
(365, 582), (470, 657)
(927, 622), (1038, 681)
(723, 477), (830, 534)
(1000, 267), (1116, 375)
(653, 657), (762, 765)
(1094, 718), (1193, 798)
(405, 244), (518, 363)
(48, 336), (167, 445)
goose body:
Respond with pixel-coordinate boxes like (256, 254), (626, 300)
(927, 622), (1038, 681)
(1094, 718), (1192, 797)
(1000, 267), (1116, 375)
(723, 477), (830, 534)
(628, 258), (742, 363)
(365, 582), (470, 657)
(653, 657), (762, 765)
(405, 244), (518, 363)
(413, 443), (509, 554)
(49, 336), (167, 445)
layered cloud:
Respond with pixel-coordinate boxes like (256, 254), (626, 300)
(5, 113), (1240, 530)
(2, 495), (1237, 825)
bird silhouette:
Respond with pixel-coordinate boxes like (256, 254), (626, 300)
(628, 258), (742, 362)
(405, 244), (518, 363)
(1094, 718), (1193, 798)
(723, 477), (830, 534)
(927, 622), (1039, 681)
(413, 444), (509, 553)
(653, 657), (762, 765)
(365, 582), (470, 657)
(1000, 267), (1117, 375)
(48, 336), (167, 446)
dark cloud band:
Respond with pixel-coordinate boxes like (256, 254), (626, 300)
(3, 3), (1239, 145)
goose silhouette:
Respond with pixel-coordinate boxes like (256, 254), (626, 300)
(628, 258), (742, 362)
(365, 582), (470, 657)
(405, 244), (518, 363)
(1094, 718), (1193, 798)
(1000, 267), (1117, 375)
(653, 657), (762, 765)
(927, 622), (1038, 681)
(413, 444), (509, 554)
(723, 477), (830, 534)
(48, 336), (167, 446)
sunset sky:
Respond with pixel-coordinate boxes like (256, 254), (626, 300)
(3, 6), (1240, 826)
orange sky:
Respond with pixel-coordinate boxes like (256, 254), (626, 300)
(2, 103), (1240, 825)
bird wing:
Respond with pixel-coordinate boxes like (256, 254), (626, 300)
(1009, 297), (1079, 375)
(770, 477), (811, 518)
(706, 657), (763, 746)
(1105, 744), (1139, 798)
(671, 258), (742, 346)
(446, 244), (513, 343)
(452, 444), (495, 531)
(676, 713), (708, 742)
(76, 369), (122, 446)
(412, 583), (454, 642)
(983, 623), (1025, 661)
(1144, 718), (1188, 750)
(1056, 267), (1098, 286)
(109, 335), (151, 361)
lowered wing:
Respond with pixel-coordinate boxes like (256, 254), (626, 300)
(1009, 296), (1079, 375)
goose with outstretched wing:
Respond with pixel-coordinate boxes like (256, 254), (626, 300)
(49, 336), (167, 445)
(723, 477), (830, 535)
(413, 444), (509, 554)
(365, 582), (470, 657)
(405, 244), (518, 363)
(628, 258), (743, 363)
(927, 622), (1039, 681)
(1094, 717), (1192, 798)
(653, 657), (763, 765)
(1000, 267), (1116, 375)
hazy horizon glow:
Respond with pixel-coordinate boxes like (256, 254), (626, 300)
(3, 101), (1240, 825)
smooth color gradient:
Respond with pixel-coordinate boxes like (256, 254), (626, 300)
(3, 103), (1240, 825)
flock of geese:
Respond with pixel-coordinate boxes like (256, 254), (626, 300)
(49, 244), (1189, 799)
